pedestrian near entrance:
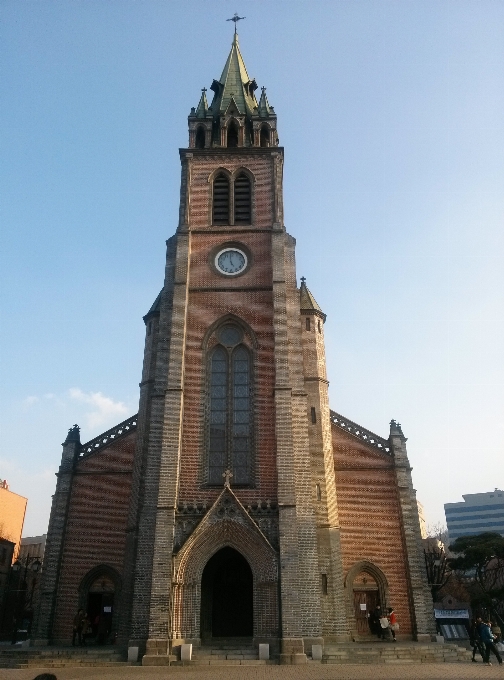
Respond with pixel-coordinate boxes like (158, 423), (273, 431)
(368, 604), (380, 637)
(388, 607), (399, 641)
(470, 617), (485, 662)
(478, 618), (503, 666)
(379, 614), (390, 640)
(72, 609), (85, 646)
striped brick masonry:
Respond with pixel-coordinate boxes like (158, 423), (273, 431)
(34, 33), (436, 662)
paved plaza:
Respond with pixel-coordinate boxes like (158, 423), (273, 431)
(0, 663), (503, 680)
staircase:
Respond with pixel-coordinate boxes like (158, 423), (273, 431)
(172, 638), (274, 666)
(0, 646), (132, 669)
(320, 642), (472, 664)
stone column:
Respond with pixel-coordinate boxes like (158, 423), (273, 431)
(32, 426), (81, 645)
(272, 229), (323, 663)
(389, 421), (436, 641)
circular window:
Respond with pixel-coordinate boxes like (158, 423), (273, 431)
(215, 248), (248, 276)
(219, 326), (243, 346)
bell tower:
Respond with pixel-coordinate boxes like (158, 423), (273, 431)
(123, 32), (347, 664)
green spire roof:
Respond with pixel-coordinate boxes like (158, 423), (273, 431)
(300, 278), (326, 320)
(258, 87), (272, 117)
(210, 33), (258, 116)
(195, 88), (209, 118)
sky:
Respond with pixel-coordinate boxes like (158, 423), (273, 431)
(1, 0), (503, 538)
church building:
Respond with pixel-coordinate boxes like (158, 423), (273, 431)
(34, 33), (435, 663)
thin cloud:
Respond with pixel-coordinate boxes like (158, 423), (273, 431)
(68, 388), (129, 429)
(22, 396), (39, 407)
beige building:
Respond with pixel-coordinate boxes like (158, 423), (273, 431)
(0, 479), (27, 560)
(19, 535), (47, 563)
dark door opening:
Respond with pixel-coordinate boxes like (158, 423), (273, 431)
(201, 547), (253, 640)
(86, 591), (114, 644)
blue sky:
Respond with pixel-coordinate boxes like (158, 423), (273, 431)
(1, 0), (503, 537)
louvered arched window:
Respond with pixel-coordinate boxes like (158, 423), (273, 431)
(208, 327), (252, 485)
(227, 121), (239, 148)
(212, 173), (230, 225)
(195, 126), (205, 149)
(234, 173), (251, 224)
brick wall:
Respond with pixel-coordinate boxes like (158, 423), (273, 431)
(51, 432), (135, 643)
(333, 428), (414, 636)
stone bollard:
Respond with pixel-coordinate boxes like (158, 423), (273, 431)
(181, 643), (193, 661)
(311, 644), (323, 661)
(128, 646), (139, 662)
(259, 643), (269, 660)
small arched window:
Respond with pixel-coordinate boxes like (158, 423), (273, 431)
(213, 173), (230, 224)
(227, 121), (239, 148)
(207, 326), (252, 485)
(195, 126), (205, 149)
(234, 173), (251, 224)
(260, 126), (270, 147)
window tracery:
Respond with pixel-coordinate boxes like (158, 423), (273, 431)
(206, 323), (253, 485)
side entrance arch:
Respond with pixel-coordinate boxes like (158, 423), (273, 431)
(344, 561), (389, 639)
(200, 547), (253, 641)
(78, 565), (121, 643)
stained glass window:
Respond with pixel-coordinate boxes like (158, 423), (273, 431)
(208, 336), (251, 485)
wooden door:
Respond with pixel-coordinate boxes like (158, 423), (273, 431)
(353, 590), (380, 636)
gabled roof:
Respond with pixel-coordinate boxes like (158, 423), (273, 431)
(209, 33), (258, 118)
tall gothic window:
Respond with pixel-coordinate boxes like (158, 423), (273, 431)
(208, 326), (251, 485)
(234, 173), (251, 224)
(212, 173), (230, 224)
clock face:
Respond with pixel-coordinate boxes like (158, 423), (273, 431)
(215, 248), (247, 276)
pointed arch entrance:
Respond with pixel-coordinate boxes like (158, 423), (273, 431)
(344, 560), (390, 639)
(201, 547), (253, 640)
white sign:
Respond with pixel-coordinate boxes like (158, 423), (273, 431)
(434, 609), (469, 619)
(360, 603), (367, 610)
(103, 606), (112, 613)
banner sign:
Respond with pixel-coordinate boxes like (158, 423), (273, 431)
(434, 609), (469, 619)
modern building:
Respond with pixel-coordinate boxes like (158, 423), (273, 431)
(0, 479), (27, 560)
(34, 33), (435, 660)
(417, 501), (428, 539)
(445, 489), (504, 542)
(19, 535), (47, 563)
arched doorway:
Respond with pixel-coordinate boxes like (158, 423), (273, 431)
(87, 574), (114, 642)
(352, 570), (380, 636)
(200, 547), (253, 640)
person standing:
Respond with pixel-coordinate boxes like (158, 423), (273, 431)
(470, 617), (485, 662)
(369, 604), (381, 637)
(388, 607), (398, 641)
(72, 609), (85, 647)
(379, 612), (390, 640)
(479, 618), (503, 666)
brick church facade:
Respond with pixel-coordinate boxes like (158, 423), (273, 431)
(34, 34), (435, 662)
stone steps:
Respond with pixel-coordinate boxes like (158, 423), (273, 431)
(321, 642), (472, 664)
(0, 647), (127, 669)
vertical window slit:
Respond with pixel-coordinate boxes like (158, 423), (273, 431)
(321, 573), (328, 595)
(213, 173), (230, 224)
(311, 407), (317, 424)
(234, 173), (251, 224)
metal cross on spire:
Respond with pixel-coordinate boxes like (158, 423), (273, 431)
(222, 469), (233, 488)
(226, 13), (246, 33)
